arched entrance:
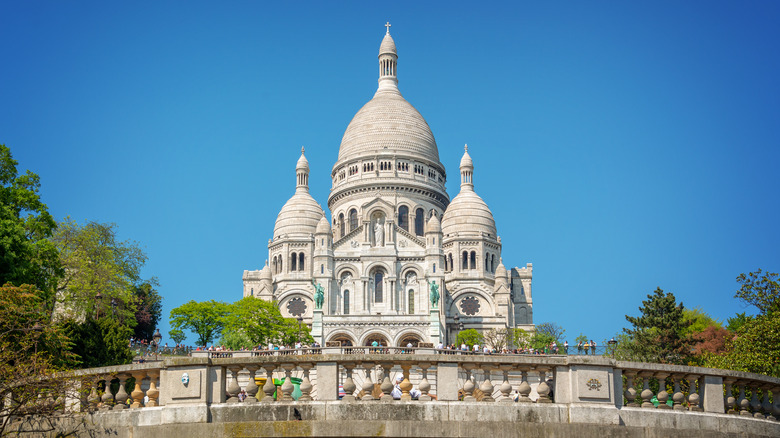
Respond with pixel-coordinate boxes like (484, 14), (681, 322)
(327, 333), (355, 347)
(363, 333), (389, 347)
(397, 334), (422, 348)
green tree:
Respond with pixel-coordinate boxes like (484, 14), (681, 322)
(702, 311), (780, 377)
(170, 300), (229, 347)
(52, 219), (148, 323)
(456, 329), (483, 348)
(63, 317), (134, 368)
(682, 307), (722, 337)
(623, 287), (693, 364)
(508, 328), (532, 349)
(735, 269), (779, 315)
(0, 145), (62, 299)
(223, 297), (313, 348)
(168, 328), (186, 345)
(483, 328), (508, 351)
(133, 281), (163, 342)
(726, 312), (753, 333)
(535, 322), (566, 345)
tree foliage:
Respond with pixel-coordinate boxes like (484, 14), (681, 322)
(535, 322), (565, 345)
(726, 312), (753, 333)
(0, 145), (62, 298)
(702, 311), (780, 377)
(168, 328), (186, 345)
(62, 317), (134, 368)
(735, 269), (779, 315)
(682, 307), (722, 337)
(223, 297), (313, 348)
(482, 328), (508, 351)
(169, 300), (229, 346)
(623, 287), (693, 364)
(132, 281), (163, 342)
(456, 329), (483, 348)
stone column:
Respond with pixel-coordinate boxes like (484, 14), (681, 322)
(113, 375), (129, 410)
(99, 377), (114, 411)
(146, 370), (160, 407)
(536, 368), (552, 403)
(750, 385), (762, 418)
(624, 371), (638, 407)
(762, 385), (774, 420)
(724, 378), (736, 414)
(298, 364), (313, 401)
(130, 371), (146, 409)
(361, 363), (375, 401)
(738, 382), (750, 416)
(701, 375), (724, 413)
(436, 362), (459, 401)
(261, 365), (276, 403)
(672, 374), (686, 411)
(656, 373), (670, 410)
(462, 363), (476, 402)
(399, 364), (413, 401)
(245, 366), (259, 404)
(479, 366), (494, 402)
(379, 362), (394, 401)
(687, 375), (702, 412)
(418, 363), (432, 401)
(226, 366), (242, 403)
(316, 362), (338, 401)
(516, 369), (532, 403)
(342, 362), (357, 402)
(639, 372), (654, 408)
(280, 364), (295, 401)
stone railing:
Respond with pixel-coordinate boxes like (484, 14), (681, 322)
(21, 353), (780, 437)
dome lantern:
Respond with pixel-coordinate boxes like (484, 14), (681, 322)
(378, 22), (398, 91)
(460, 144), (474, 189)
(296, 146), (310, 192)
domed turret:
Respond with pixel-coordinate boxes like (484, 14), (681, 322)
(274, 148), (325, 238)
(316, 216), (332, 235)
(426, 212), (441, 234)
(260, 261), (272, 281)
(441, 145), (497, 237)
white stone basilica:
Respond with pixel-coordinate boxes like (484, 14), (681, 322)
(242, 25), (534, 347)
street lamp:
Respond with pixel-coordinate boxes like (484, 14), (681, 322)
(94, 292), (103, 319)
(453, 314), (464, 345)
(152, 329), (162, 360)
(110, 298), (118, 316)
(607, 338), (617, 356)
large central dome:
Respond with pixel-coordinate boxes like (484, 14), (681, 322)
(335, 30), (440, 165)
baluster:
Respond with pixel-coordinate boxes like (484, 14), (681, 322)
(750, 385), (762, 418)
(656, 373), (670, 410)
(497, 365), (513, 403)
(280, 364), (295, 401)
(399, 364), (413, 401)
(624, 371), (638, 407)
(480, 366), (494, 402)
(130, 372), (146, 408)
(262, 365), (276, 403)
(245, 366), (259, 403)
(146, 371), (160, 407)
(379, 362), (394, 401)
(226, 366), (242, 403)
(672, 374), (685, 411)
(724, 378), (736, 414)
(687, 375), (701, 412)
(360, 363), (375, 401)
(772, 386), (780, 421)
(342, 362), (357, 402)
(738, 382), (750, 416)
(462, 364), (476, 402)
(100, 378), (114, 411)
(536, 368), (551, 403)
(113, 375), (129, 410)
(298, 364), (313, 401)
(87, 379), (100, 412)
(418, 363), (432, 401)
(640, 373), (654, 408)
(761, 385), (773, 420)
(517, 369), (532, 403)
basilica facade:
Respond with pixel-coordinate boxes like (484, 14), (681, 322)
(242, 26), (534, 347)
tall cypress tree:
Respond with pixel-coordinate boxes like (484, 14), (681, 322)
(624, 287), (693, 364)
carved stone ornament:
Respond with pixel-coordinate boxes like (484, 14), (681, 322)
(181, 373), (190, 386)
(398, 240), (407, 247)
(586, 378), (602, 391)
(350, 240), (359, 248)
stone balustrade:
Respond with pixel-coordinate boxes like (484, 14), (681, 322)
(19, 353), (780, 437)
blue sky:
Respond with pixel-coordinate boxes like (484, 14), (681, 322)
(2, 2), (779, 345)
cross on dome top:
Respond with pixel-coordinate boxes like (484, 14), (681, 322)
(385, 21), (391, 33)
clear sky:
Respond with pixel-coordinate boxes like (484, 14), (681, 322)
(2, 1), (779, 346)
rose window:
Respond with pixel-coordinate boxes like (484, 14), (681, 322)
(460, 296), (480, 316)
(287, 297), (307, 317)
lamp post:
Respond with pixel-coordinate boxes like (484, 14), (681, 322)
(453, 314), (464, 346)
(296, 316), (303, 347)
(94, 292), (103, 319)
(152, 329), (162, 361)
(110, 298), (118, 317)
(607, 338), (617, 356)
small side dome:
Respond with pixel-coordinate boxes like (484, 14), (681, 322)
(379, 32), (396, 56)
(260, 262), (272, 280)
(426, 212), (441, 233)
(441, 190), (497, 237)
(316, 216), (332, 235)
(274, 192), (325, 238)
(495, 258), (507, 277)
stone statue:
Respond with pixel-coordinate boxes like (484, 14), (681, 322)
(374, 221), (384, 247)
(312, 279), (324, 309)
(429, 281), (439, 308)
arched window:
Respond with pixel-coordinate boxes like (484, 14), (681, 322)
(398, 206), (409, 231)
(320, 264), (324, 274)
(339, 213), (345, 237)
(291, 253), (297, 271)
(444, 256), (448, 272)
(449, 254), (454, 272)
(414, 208), (424, 236)
(374, 271), (384, 303)
(485, 253), (489, 271)
(433, 263), (436, 273)
(349, 209), (358, 232)
(491, 254), (496, 273)
(278, 257), (282, 274)
(470, 251), (476, 270)
(299, 253), (305, 271)
(272, 257), (277, 274)
(408, 290), (414, 314)
(343, 290), (350, 315)
(462, 251), (468, 270)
